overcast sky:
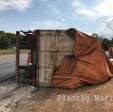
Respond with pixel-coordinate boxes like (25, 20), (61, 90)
(0, 0), (113, 37)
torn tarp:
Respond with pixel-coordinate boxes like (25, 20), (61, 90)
(52, 29), (113, 89)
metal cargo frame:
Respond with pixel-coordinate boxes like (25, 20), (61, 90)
(16, 30), (40, 86)
(16, 29), (74, 87)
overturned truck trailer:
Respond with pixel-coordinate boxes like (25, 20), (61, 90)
(16, 29), (113, 89)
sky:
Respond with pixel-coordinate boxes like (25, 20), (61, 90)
(0, 0), (113, 38)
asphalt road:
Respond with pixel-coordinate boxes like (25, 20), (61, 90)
(0, 54), (27, 82)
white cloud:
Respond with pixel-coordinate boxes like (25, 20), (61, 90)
(47, 4), (60, 15)
(95, 0), (113, 17)
(97, 17), (113, 38)
(72, 1), (83, 7)
(73, 0), (113, 18)
(76, 8), (96, 17)
(61, 18), (66, 22)
(72, 0), (113, 37)
(30, 20), (68, 29)
(0, 0), (33, 11)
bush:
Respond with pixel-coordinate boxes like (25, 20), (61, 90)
(0, 31), (16, 49)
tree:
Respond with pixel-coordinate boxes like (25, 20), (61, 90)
(0, 31), (16, 49)
(92, 33), (112, 50)
(92, 33), (99, 39)
(101, 38), (111, 50)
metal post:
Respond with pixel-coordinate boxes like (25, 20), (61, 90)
(31, 30), (40, 87)
(16, 31), (20, 83)
(37, 30), (40, 87)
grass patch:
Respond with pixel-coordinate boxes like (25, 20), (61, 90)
(0, 49), (29, 55)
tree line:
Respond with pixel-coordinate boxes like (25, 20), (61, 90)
(0, 31), (26, 49)
(92, 33), (113, 50)
(0, 31), (112, 50)
(0, 31), (16, 49)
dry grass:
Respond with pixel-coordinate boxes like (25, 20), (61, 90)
(1, 78), (113, 112)
(0, 49), (29, 55)
(11, 78), (113, 112)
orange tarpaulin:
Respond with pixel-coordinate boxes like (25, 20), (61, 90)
(52, 30), (113, 89)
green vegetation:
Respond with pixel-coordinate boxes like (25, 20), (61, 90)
(0, 31), (112, 51)
(0, 31), (29, 55)
(0, 31), (26, 49)
(0, 31), (16, 49)
(92, 33), (113, 50)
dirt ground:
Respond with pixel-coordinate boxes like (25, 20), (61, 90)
(1, 78), (113, 112)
